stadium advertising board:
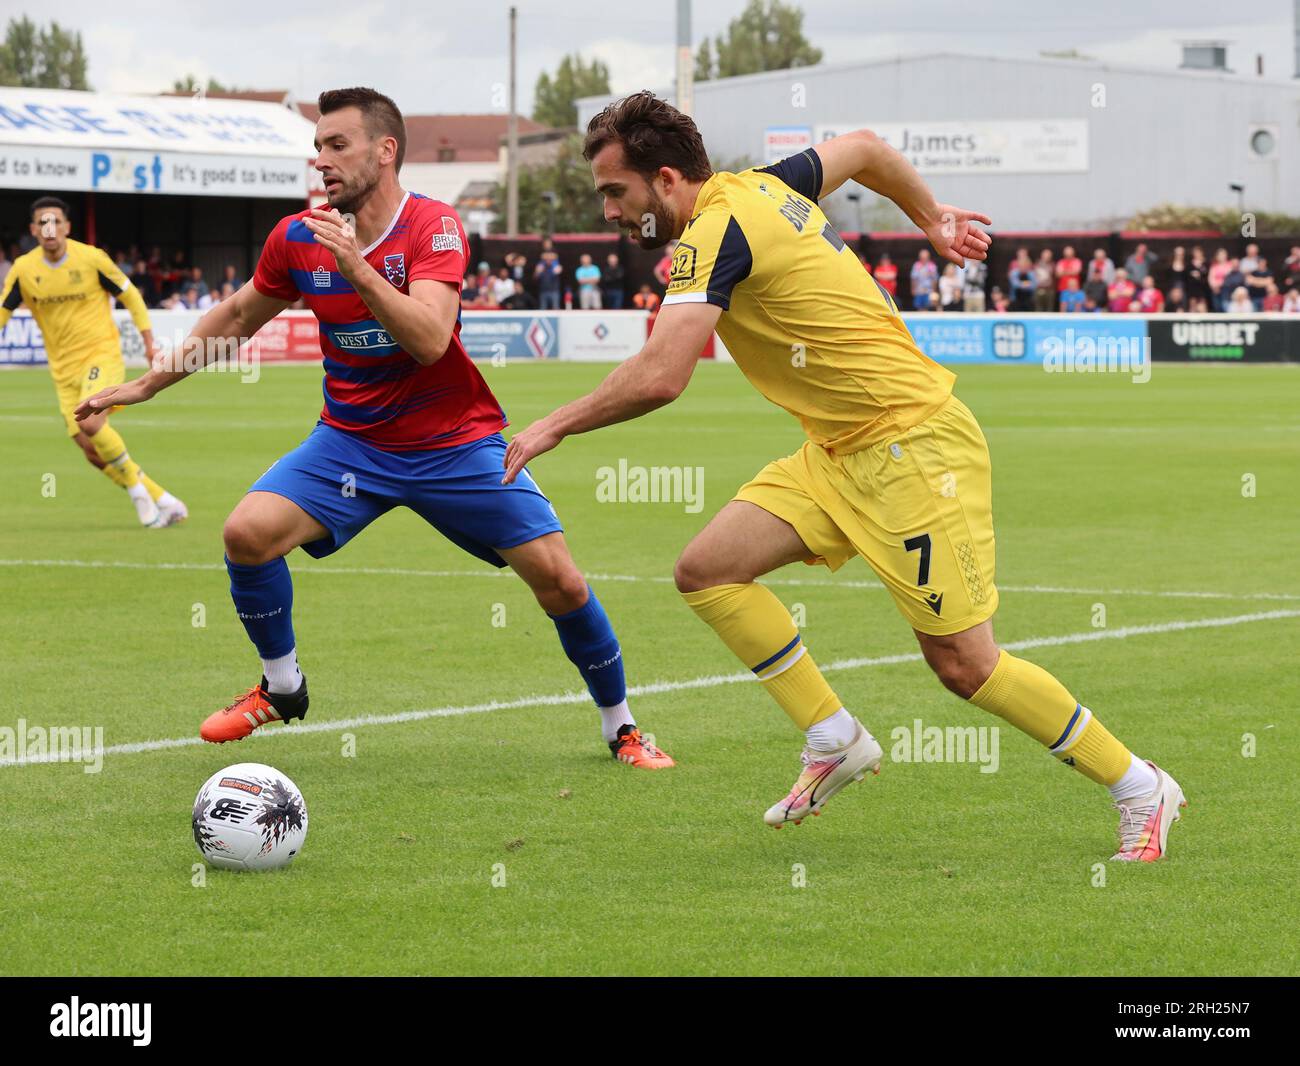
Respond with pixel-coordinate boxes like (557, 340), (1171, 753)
(3, 311), (1293, 369)
(763, 126), (813, 165)
(902, 314), (1148, 367)
(458, 312), (561, 359)
(815, 120), (1089, 174)
(1146, 317), (1297, 363)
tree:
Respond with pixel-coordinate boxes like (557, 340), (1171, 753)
(0, 16), (90, 89)
(171, 75), (237, 95)
(492, 134), (609, 234)
(532, 53), (610, 129)
(695, 0), (822, 81)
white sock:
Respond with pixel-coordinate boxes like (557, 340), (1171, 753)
(126, 481), (151, 504)
(157, 490), (180, 508)
(1109, 754), (1159, 803)
(599, 700), (635, 743)
(805, 708), (857, 752)
(263, 650), (303, 694)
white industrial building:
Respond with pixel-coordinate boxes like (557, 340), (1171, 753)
(578, 48), (1300, 232)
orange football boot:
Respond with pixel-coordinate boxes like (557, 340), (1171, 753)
(200, 675), (309, 743)
(609, 725), (675, 769)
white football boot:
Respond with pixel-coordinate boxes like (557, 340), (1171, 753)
(152, 494), (189, 528)
(764, 717), (882, 827)
(1111, 761), (1187, 862)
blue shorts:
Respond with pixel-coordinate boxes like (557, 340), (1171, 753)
(249, 422), (563, 566)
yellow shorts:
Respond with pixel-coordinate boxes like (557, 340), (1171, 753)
(735, 395), (999, 636)
(54, 349), (124, 437)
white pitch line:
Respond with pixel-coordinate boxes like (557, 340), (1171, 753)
(2, 557), (1298, 603)
(2, 607), (1296, 769)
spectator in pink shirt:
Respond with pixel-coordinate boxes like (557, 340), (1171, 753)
(1136, 275), (1164, 313)
(1207, 249), (1233, 311)
(1107, 269), (1137, 312)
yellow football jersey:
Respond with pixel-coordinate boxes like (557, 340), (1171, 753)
(663, 149), (955, 454)
(0, 239), (150, 387)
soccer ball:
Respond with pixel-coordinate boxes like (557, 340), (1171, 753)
(192, 763), (308, 871)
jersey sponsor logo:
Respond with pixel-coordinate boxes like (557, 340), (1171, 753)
(431, 215), (462, 253)
(383, 253), (406, 287)
(312, 265), (332, 289)
(670, 242), (697, 284)
(332, 326), (395, 351)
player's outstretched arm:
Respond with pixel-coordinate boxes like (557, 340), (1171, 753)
(502, 301), (721, 483)
(75, 281), (289, 421)
(813, 130), (992, 265)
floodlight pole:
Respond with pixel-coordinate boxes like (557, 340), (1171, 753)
(507, 5), (519, 236)
(676, 0), (694, 116)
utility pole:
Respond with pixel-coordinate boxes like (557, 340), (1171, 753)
(507, 5), (519, 235)
(676, 0), (693, 116)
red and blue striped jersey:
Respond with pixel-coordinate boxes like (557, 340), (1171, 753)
(252, 192), (505, 451)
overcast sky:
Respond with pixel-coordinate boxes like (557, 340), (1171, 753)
(34, 0), (1300, 114)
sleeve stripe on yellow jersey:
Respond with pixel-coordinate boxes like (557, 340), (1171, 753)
(662, 215), (753, 311)
(754, 147), (823, 203)
(98, 271), (128, 297)
(3, 277), (21, 310)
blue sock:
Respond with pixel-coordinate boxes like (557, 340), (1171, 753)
(226, 555), (296, 661)
(549, 587), (627, 708)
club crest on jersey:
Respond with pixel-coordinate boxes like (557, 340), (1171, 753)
(384, 253), (406, 287)
(431, 215), (462, 253)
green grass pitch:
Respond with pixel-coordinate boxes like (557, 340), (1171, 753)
(0, 358), (1296, 976)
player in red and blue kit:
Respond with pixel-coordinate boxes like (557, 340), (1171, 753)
(76, 87), (674, 769)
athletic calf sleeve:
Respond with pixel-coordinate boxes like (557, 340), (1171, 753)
(226, 555), (296, 661)
(969, 650), (1132, 786)
(549, 587), (627, 709)
(682, 582), (841, 730)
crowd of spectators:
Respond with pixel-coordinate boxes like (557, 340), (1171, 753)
(460, 237), (666, 312)
(6, 237), (1298, 319)
(867, 242), (1300, 314)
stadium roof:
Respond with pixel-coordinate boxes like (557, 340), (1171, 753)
(0, 86), (316, 198)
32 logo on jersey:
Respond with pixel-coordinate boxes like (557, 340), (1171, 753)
(384, 253), (406, 287)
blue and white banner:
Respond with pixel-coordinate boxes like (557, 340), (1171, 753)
(902, 314), (1149, 366)
(0, 87), (315, 197)
(458, 312), (560, 359)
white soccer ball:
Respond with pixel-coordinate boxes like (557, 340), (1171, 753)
(192, 762), (308, 871)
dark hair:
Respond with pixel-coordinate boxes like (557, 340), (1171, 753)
(31, 196), (71, 220)
(583, 90), (712, 183)
(318, 87), (407, 170)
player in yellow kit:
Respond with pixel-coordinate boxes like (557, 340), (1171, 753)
(503, 92), (1187, 863)
(0, 197), (185, 527)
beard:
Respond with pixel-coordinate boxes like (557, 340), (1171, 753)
(626, 186), (678, 250)
(327, 157), (381, 217)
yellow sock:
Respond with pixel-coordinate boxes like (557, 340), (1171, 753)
(682, 582), (841, 730)
(969, 650), (1131, 786)
(88, 425), (142, 489)
(139, 473), (165, 502)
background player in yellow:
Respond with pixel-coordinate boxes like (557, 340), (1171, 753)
(0, 196), (186, 528)
(504, 92), (1186, 863)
